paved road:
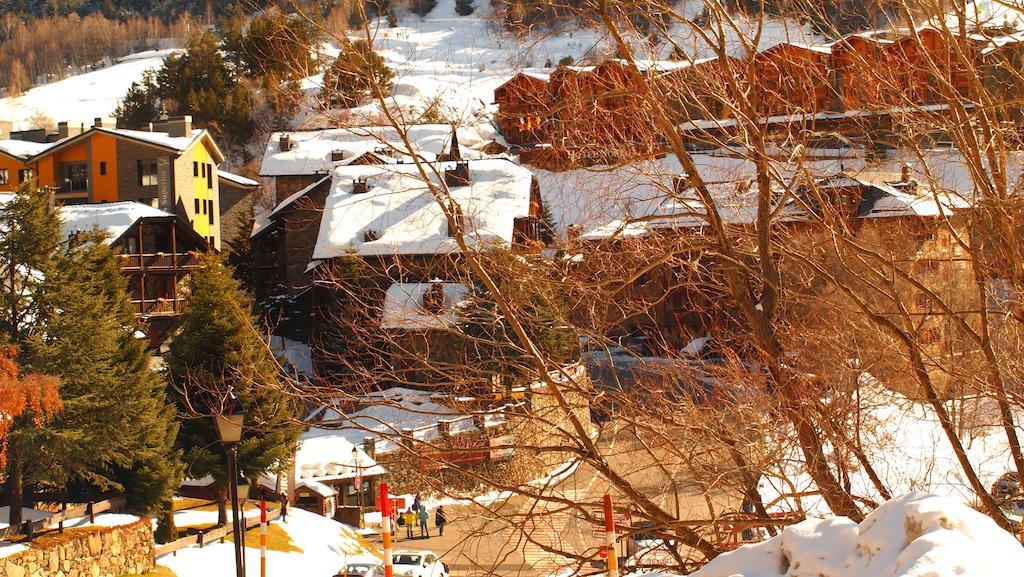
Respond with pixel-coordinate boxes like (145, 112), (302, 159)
(367, 424), (740, 577)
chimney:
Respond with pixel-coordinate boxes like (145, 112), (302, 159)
(672, 173), (688, 195)
(437, 419), (450, 438)
(0, 120), (11, 140)
(151, 115), (192, 137)
(93, 117), (106, 129)
(422, 280), (445, 313)
(900, 163), (911, 183)
(567, 224), (581, 244)
(444, 160), (470, 188)
(438, 125), (462, 162)
(331, 150), (346, 162)
(352, 177), (369, 194)
(400, 428), (415, 451)
(279, 134), (292, 152)
(363, 437), (376, 459)
(363, 229), (381, 242)
(57, 121), (72, 139)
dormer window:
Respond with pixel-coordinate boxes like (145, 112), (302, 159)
(422, 282), (445, 314)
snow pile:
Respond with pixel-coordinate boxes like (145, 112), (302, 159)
(690, 492), (1024, 577)
(159, 507), (380, 577)
(761, 382), (1017, 517)
(0, 49), (178, 130)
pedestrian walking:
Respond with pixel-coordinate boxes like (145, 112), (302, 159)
(435, 505), (447, 537)
(417, 507), (429, 538)
(403, 508), (416, 538)
(413, 493), (422, 513)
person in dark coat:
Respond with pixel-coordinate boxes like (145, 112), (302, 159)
(435, 505), (447, 536)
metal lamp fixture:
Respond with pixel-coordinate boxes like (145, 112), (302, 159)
(214, 408), (246, 445)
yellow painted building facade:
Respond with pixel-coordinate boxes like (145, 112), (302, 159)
(13, 126), (225, 249)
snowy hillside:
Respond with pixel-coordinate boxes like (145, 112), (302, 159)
(761, 381), (1020, 518)
(300, 0), (821, 127)
(688, 492), (1024, 577)
(0, 50), (177, 131)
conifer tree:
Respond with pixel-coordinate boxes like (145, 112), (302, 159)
(455, 0), (474, 16)
(167, 253), (299, 523)
(114, 70), (160, 129)
(321, 40), (394, 108)
(20, 232), (181, 515)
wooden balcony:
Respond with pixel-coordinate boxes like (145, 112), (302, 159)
(512, 216), (545, 253)
(119, 252), (201, 271)
(131, 298), (188, 317)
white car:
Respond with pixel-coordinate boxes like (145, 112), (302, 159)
(392, 551), (449, 577)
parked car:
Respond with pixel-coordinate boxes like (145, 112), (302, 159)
(337, 563), (383, 577)
(392, 550), (449, 577)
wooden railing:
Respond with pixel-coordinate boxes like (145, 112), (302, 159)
(155, 506), (282, 557)
(0, 496), (127, 542)
(131, 298), (188, 316)
(119, 252), (200, 271)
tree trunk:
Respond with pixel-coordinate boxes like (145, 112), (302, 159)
(217, 484), (228, 526)
(7, 453), (22, 528)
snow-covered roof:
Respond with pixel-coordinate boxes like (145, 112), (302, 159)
(381, 282), (469, 330)
(218, 170), (260, 188)
(259, 124), (496, 177)
(60, 201), (175, 244)
(294, 431), (385, 482)
(312, 158), (535, 260)
(251, 175), (331, 238)
(30, 126), (222, 164)
(0, 139), (53, 159)
(295, 479), (337, 498)
(97, 126), (203, 152)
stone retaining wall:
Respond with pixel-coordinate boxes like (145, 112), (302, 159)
(0, 518), (154, 577)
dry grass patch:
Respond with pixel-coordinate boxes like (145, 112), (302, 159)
(224, 523), (303, 553)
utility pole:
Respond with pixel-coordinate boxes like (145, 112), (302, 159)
(603, 494), (619, 577)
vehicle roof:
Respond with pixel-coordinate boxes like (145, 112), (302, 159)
(392, 550), (435, 556)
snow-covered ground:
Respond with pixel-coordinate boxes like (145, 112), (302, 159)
(761, 381), (1020, 518)
(687, 492), (1024, 577)
(159, 507), (380, 577)
(0, 50), (177, 131)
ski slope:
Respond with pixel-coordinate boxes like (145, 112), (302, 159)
(0, 49), (177, 131)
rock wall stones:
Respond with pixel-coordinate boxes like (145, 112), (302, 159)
(0, 518), (154, 577)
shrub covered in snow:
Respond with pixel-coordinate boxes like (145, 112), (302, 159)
(687, 492), (1024, 577)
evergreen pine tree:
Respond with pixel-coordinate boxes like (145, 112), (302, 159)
(167, 253), (299, 523)
(322, 40), (395, 108)
(21, 232), (181, 514)
(0, 183), (62, 526)
(455, 0), (474, 16)
(410, 0), (437, 16)
(114, 69), (159, 129)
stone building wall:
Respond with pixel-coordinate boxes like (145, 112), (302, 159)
(0, 518), (155, 577)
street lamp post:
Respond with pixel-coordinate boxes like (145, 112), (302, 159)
(352, 446), (363, 529)
(215, 409), (247, 577)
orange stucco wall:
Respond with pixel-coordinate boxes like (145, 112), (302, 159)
(0, 155), (30, 192)
(37, 140), (88, 190)
(90, 133), (118, 202)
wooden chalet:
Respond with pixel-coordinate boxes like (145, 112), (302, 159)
(493, 72), (552, 147)
(60, 201), (208, 344)
(751, 43), (835, 116)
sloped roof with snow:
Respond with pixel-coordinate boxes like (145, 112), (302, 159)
(260, 124), (496, 177)
(0, 140), (53, 160)
(381, 282), (469, 330)
(218, 170), (259, 188)
(294, 431), (385, 482)
(60, 201), (175, 244)
(29, 126), (223, 164)
(312, 158), (535, 260)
